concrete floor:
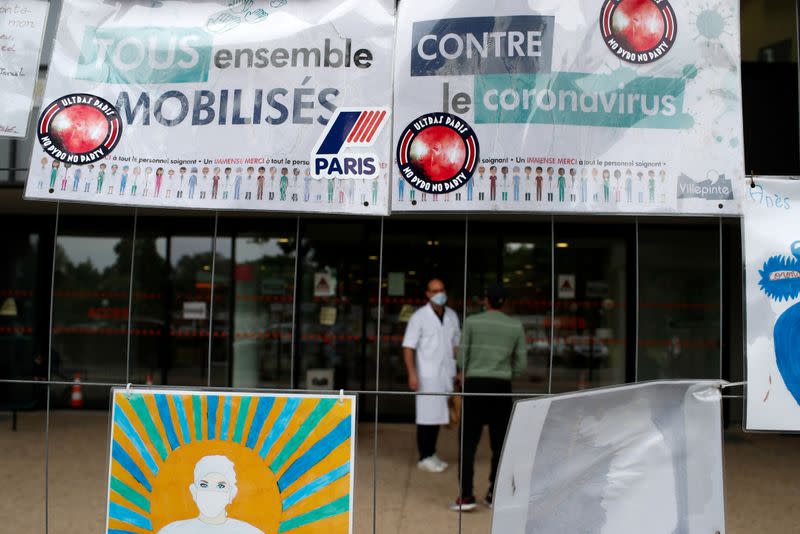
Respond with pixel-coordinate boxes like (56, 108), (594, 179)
(1, 410), (799, 533)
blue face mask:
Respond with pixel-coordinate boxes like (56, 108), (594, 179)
(430, 292), (448, 306)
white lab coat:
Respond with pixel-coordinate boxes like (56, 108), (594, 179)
(402, 304), (460, 425)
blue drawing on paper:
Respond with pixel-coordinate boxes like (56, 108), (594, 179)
(759, 241), (800, 405)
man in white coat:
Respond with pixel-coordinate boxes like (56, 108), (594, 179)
(402, 278), (460, 473)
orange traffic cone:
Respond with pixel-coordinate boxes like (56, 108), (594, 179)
(146, 373), (153, 386)
(70, 373), (84, 408)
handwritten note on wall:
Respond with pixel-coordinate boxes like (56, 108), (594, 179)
(0, 0), (48, 138)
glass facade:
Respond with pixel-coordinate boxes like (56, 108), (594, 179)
(0, 211), (742, 417)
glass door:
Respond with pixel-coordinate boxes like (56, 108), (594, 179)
(551, 222), (633, 392)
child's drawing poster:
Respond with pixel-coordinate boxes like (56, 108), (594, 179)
(744, 177), (800, 431)
(105, 389), (356, 533)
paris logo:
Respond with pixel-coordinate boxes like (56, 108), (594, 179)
(396, 112), (479, 195)
(600, 0), (677, 64)
(37, 93), (123, 166)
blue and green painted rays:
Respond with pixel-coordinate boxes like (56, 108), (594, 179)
(106, 390), (355, 534)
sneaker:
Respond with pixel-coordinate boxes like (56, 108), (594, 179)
(484, 487), (493, 508)
(417, 456), (446, 473)
(431, 454), (449, 471)
(449, 496), (477, 512)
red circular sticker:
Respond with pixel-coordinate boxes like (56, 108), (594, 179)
(600, 0), (677, 64)
(396, 112), (479, 195)
(37, 93), (123, 165)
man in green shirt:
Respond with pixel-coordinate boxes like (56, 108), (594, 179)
(450, 284), (526, 512)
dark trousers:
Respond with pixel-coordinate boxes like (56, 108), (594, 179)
(417, 424), (440, 460)
(460, 378), (512, 498)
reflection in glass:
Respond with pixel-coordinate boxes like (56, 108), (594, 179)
(0, 232), (39, 381)
(51, 230), (133, 405)
(166, 235), (231, 386)
(638, 224), (720, 380)
(552, 223), (630, 392)
(297, 220), (380, 393)
(232, 232), (296, 388)
(466, 220), (551, 394)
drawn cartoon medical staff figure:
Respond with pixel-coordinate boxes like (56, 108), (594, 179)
(523, 166), (532, 201)
(290, 167), (300, 202)
(177, 167), (186, 198)
(489, 166), (498, 201)
(120, 166), (129, 195)
(613, 170), (622, 203)
(279, 167), (289, 201)
(156, 455), (264, 534)
(512, 166), (521, 202)
(580, 168), (588, 203)
(155, 167), (164, 198)
(327, 177), (335, 203)
(397, 173), (405, 201)
(95, 163), (107, 194)
(337, 177), (346, 203)
(244, 167), (254, 200)
(61, 163), (71, 191)
(466, 168), (474, 201)
(109, 164), (119, 194)
(223, 167), (231, 200)
(234, 168), (243, 200)
(546, 167), (554, 202)
(257, 167), (266, 200)
(500, 166), (509, 201)
(647, 171), (655, 203)
(268, 167), (277, 200)
(72, 165), (82, 192)
(477, 165), (486, 201)
(166, 169), (175, 198)
(303, 168), (312, 202)
(535, 167), (543, 201)
(212, 167), (222, 200)
(592, 168), (600, 202)
(84, 164), (95, 193)
(142, 167), (153, 197)
(372, 174), (380, 205)
(637, 171), (645, 203)
(557, 167), (566, 202)
(211, 167), (221, 200)
(624, 170), (633, 203)
(397, 176), (407, 203)
(636, 171), (644, 203)
(569, 168), (577, 202)
(602, 169), (610, 203)
(39, 157), (48, 191)
(187, 167), (198, 199)
(131, 166), (141, 196)
(347, 175), (355, 203)
(658, 170), (666, 203)
(50, 159), (61, 193)
(200, 167), (210, 199)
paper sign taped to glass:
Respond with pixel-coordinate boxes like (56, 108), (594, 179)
(105, 389), (357, 534)
(25, 0), (394, 215)
(742, 177), (800, 431)
(491, 381), (725, 534)
(0, 0), (49, 138)
(392, 0), (744, 216)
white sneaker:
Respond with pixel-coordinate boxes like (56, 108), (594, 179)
(417, 456), (446, 473)
(431, 454), (449, 470)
